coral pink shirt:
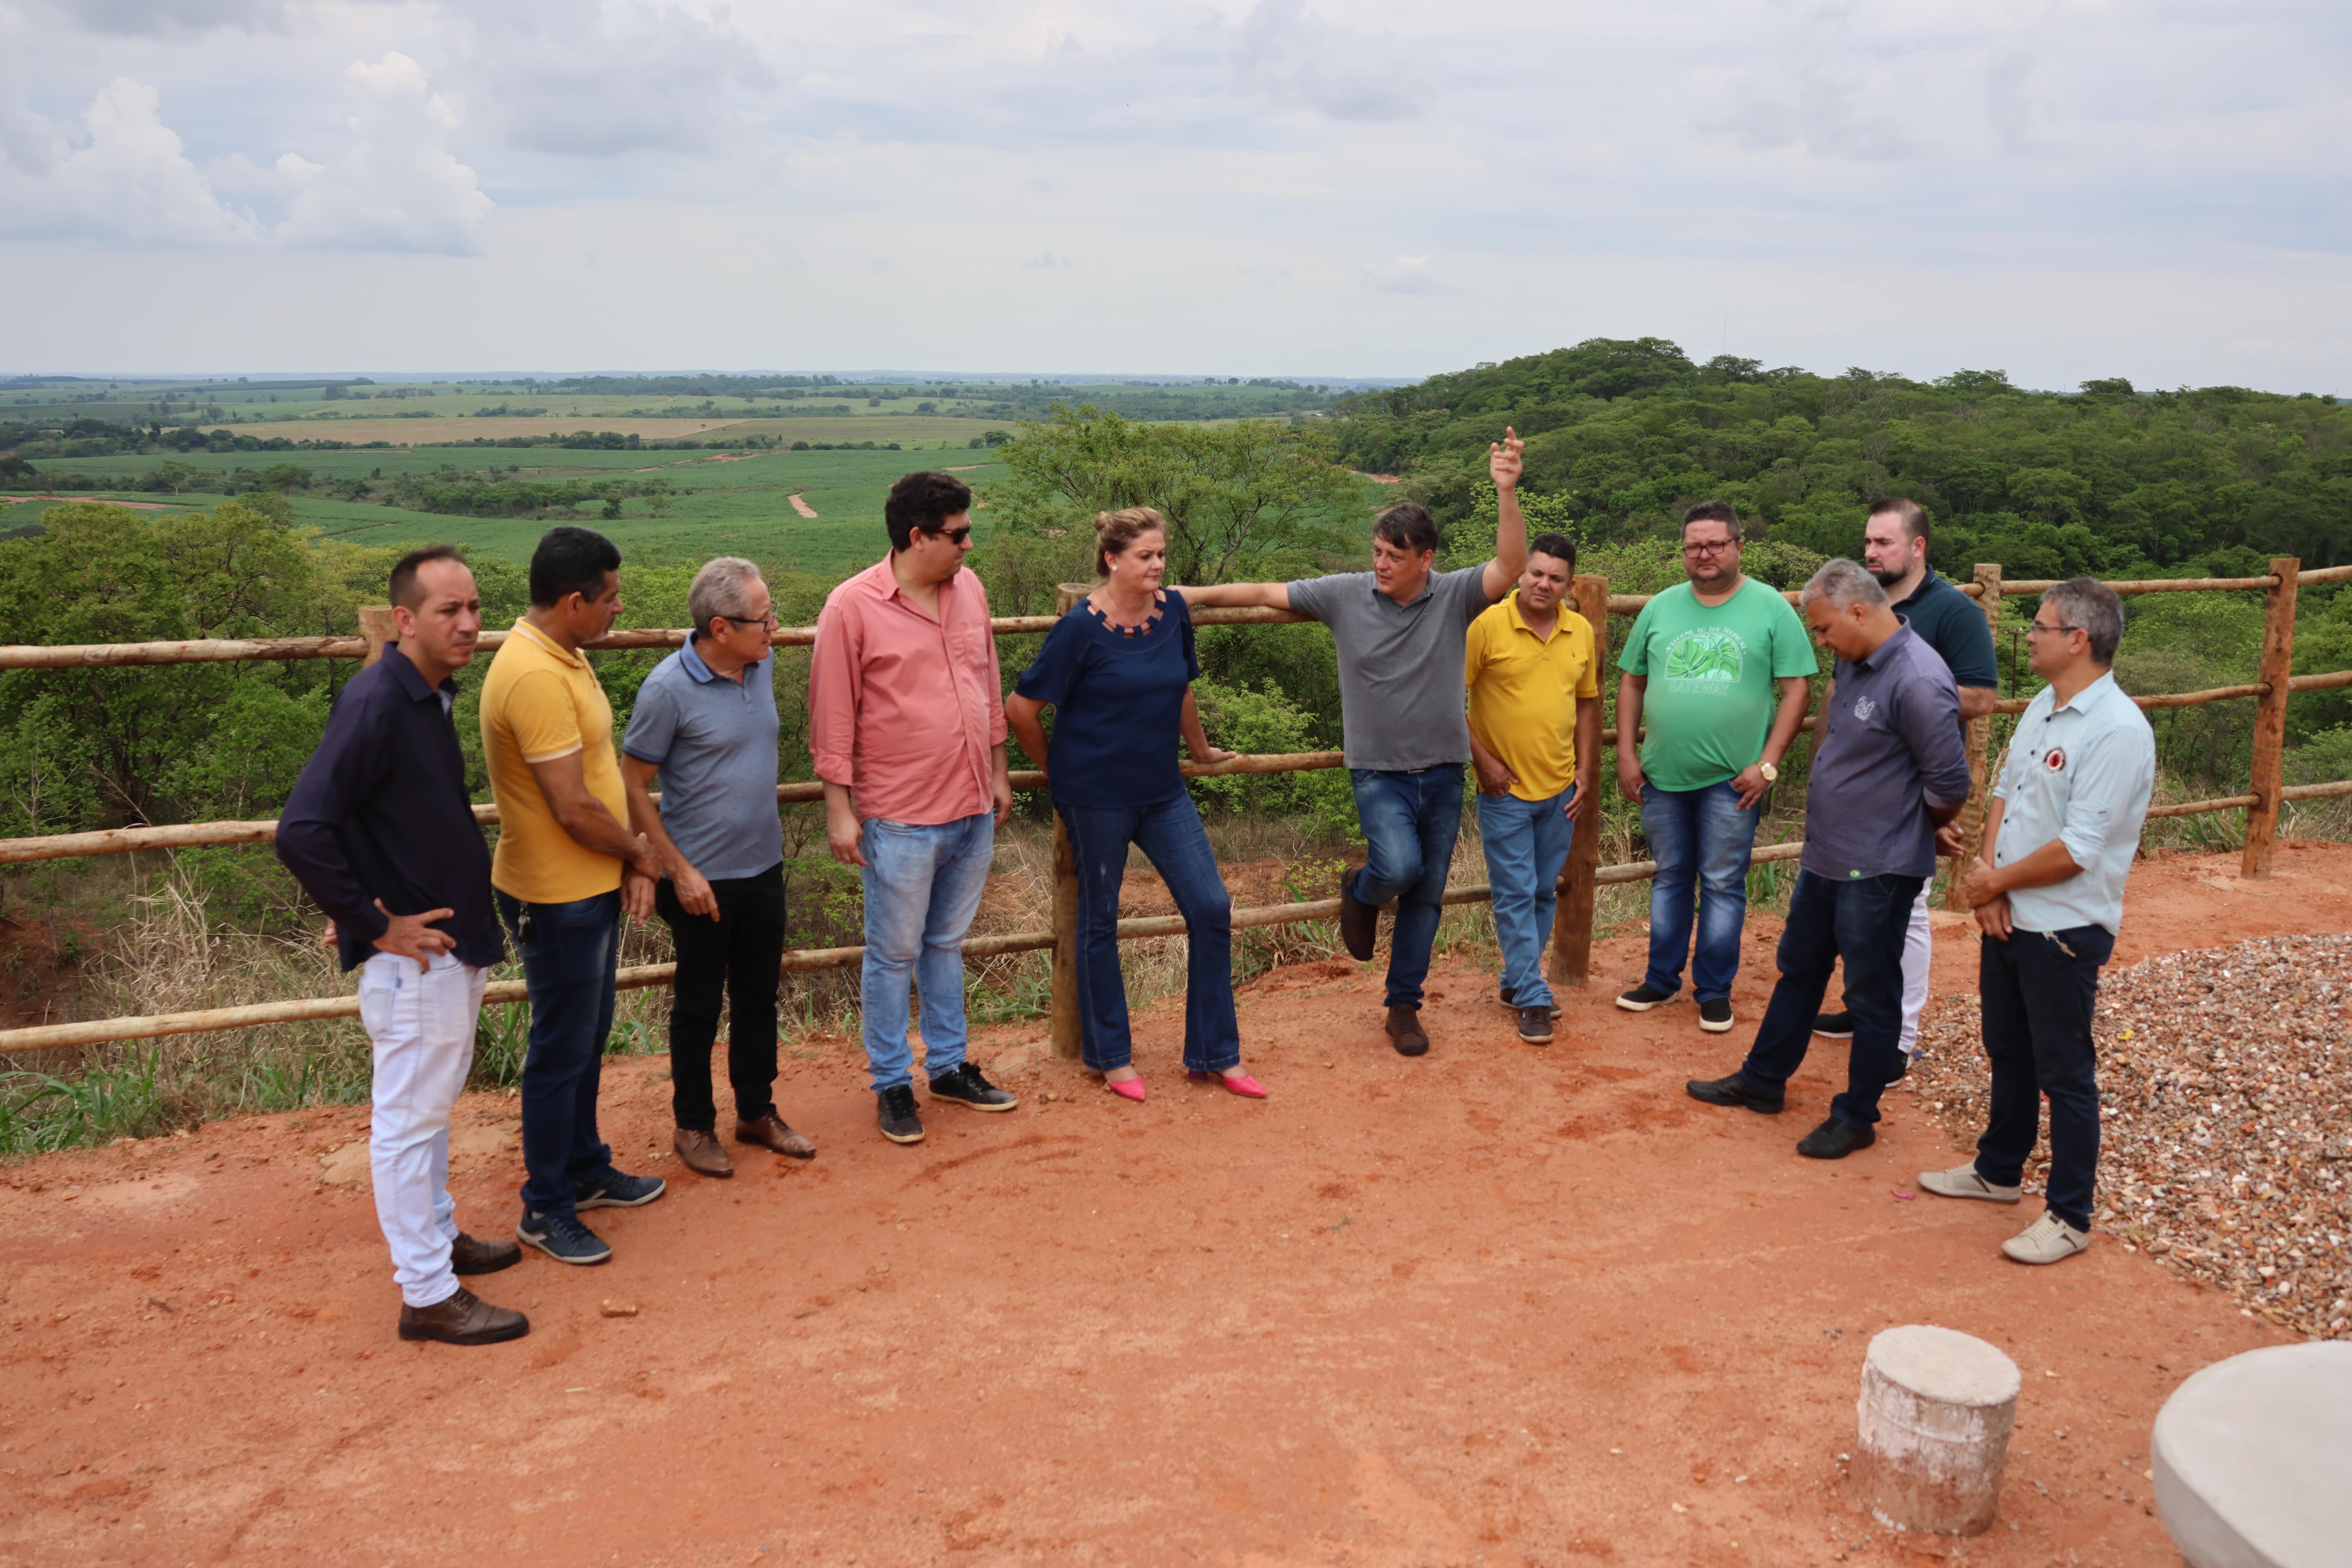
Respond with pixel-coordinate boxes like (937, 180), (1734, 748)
(808, 557), (1006, 825)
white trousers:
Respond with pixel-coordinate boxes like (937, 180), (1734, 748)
(357, 951), (487, 1309)
(1900, 875), (1933, 1057)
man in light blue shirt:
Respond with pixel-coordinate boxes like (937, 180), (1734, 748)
(1919, 577), (2155, 1266)
(621, 557), (815, 1178)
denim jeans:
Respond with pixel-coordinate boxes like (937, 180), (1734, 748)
(496, 889), (620, 1222)
(1477, 785), (1576, 1011)
(1059, 793), (1240, 1074)
(1349, 766), (1466, 1009)
(1639, 780), (1761, 1003)
(859, 812), (994, 1093)
(1976, 925), (2114, 1231)
(1737, 870), (1923, 1128)
(655, 862), (784, 1133)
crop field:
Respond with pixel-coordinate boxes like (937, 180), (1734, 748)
(3, 446), (1008, 575)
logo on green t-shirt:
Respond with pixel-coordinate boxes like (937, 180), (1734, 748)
(1662, 626), (1746, 683)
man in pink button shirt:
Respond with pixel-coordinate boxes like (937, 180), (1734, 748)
(810, 471), (1020, 1145)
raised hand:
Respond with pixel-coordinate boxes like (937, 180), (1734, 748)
(1489, 426), (1525, 492)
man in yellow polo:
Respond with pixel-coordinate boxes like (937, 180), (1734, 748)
(481, 525), (666, 1267)
(1466, 531), (1601, 1044)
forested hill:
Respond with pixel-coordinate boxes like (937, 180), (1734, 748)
(1328, 339), (2350, 576)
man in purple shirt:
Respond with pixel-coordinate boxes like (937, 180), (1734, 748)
(1685, 559), (1973, 1159)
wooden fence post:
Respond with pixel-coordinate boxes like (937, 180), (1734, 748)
(1048, 583), (1088, 1058)
(358, 605), (397, 668)
(1548, 572), (1609, 987)
(2242, 556), (2300, 880)
(1943, 564), (2002, 911)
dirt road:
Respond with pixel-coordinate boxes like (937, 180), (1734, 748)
(5, 844), (2348, 1566)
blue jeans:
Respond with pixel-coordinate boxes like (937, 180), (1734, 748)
(1977, 925), (2114, 1231)
(1059, 793), (1240, 1074)
(1349, 766), (1465, 1009)
(1737, 870), (1923, 1128)
(859, 812), (994, 1093)
(1639, 780), (1760, 1003)
(496, 889), (620, 1222)
(1478, 785), (1577, 1010)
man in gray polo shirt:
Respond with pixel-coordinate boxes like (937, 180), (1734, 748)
(1921, 577), (2155, 1265)
(1180, 430), (1528, 1056)
(1687, 560), (1972, 1158)
(621, 557), (816, 1177)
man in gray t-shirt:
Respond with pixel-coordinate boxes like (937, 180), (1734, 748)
(619, 558), (816, 1178)
(1180, 431), (1528, 1057)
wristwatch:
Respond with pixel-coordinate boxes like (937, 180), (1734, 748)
(1757, 762), (1779, 784)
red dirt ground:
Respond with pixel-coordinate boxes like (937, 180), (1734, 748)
(6, 843), (2350, 1567)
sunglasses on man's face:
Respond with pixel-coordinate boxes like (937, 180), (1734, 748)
(927, 525), (974, 546)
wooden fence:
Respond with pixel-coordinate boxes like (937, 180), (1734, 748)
(2, 559), (2350, 1062)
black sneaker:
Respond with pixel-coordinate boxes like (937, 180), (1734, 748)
(1497, 987), (1561, 1020)
(1698, 998), (1734, 1033)
(1615, 982), (1673, 1012)
(928, 1062), (1019, 1112)
(1337, 870), (1377, 962)
(1684, 1072), (1785, 1114)
(1812, 1010), (1856, 1039)
(516, 1208), (612, 1266)
(1796, 1117), (1877, 1159)
(877, 1084), (925, 1144)
(572, 1168), (666, 1210)
(1516, 1005), (1554, 1045)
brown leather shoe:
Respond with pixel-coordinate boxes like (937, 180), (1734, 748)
(673, 1127), (734, 1178)
(1385, 1004), (1429, 1057)
(449, 1231), (521, 1276)
(735, 1111), (816, 1160)
(397, 1286), (529, 1346)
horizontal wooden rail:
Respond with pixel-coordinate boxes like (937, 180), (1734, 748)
(2143, 779), (2352, 820)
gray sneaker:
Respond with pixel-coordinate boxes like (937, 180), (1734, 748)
(2001, 1212), (2090, 1265)
(1918, 1163), (2022, 1204)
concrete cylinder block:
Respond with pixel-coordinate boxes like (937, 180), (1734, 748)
(1854, 1324), (2021, 1537)
(2152, 1341), (2352, 1568)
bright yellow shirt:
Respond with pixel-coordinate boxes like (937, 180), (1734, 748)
(479, 618), (627, 905)
(1465, 591), (1600, 803)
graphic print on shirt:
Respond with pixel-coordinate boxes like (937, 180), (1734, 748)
(1852, 695), (1877, 722)
(1660, 626), (1746, 686)
(2045, 748), (2067, 772)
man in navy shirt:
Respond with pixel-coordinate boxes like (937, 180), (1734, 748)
(278, 546), (525, 1347)
(1687, 560), (1972, 1160)
(1813, 498), (1999, 1069)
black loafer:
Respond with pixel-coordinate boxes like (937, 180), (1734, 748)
(1684, 1072), (1784, 1113)
(1796, 1117), (1877, 1159)
(1338, 871), (1377, 962)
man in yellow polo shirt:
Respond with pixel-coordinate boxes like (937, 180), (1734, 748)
(481, 525), (667, 1267)
(1466, 531), (1602, 1044)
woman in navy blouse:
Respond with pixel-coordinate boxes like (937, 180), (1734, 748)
(1004, 508), (1265, 1102)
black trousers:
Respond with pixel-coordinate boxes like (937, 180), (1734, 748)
(1738, 870), (1922, 1128)
(656, 862), (785, 1133)
(1976, 924), (2114, 1232)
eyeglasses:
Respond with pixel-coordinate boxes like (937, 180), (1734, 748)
(2025, 620), (2081, 636)
(1682, 539), (1737, 557)
(721, 612), (779, 631)
(927, 525), (974, 546)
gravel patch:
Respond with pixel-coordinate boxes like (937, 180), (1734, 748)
(1905, 933), (2351, 1342)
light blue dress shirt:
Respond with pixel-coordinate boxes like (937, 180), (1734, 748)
(1991, 671), (2156, 935)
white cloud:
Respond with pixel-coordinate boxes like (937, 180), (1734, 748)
(277, 52), (493, 252)
(1231, 0), (1427, 123)
(465, 0), (776, 158)
(0, 78), (261, 243)
(48, 0), (293, 36)
(1361, 255), (1453, 295)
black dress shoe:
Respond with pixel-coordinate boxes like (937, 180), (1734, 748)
(1684, 1072), (1784, 1113)
(1384, 1004), (1429, 1057)
(449, 1232), (521, 1276)
(1796, 1117), (1877, 1159)
(1338, 871), (1377, 962)
(1812, 1009), (1855, 1038)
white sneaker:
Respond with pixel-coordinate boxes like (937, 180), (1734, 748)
(1918, 1163), (2022, 1204)
(2001, 1212), (2090, 1265)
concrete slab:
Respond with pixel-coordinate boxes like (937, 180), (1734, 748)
(2153, 1341), (2352, 1568)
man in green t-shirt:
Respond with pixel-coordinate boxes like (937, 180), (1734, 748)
(1614, 501), (1816, 1032)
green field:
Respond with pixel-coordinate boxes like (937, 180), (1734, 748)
(2, 447), (1010, 577)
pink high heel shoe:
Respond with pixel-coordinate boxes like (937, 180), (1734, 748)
(1104, 1075), (1147, 1102)
(1187, 1069), (1267, 1099)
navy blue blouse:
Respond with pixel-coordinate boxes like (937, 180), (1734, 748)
(1014, 590), (1202, 808)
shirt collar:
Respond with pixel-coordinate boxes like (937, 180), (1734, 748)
(1371, 572), (1435, 610)
(678, 638), (717, 684)
(1850, 620), (1916, 672)
(860, 554), (964, 609)
(1891, 564), (1944, 611)
(380, 643), (457, 704)
(2049, 669), (2120, 715)
(1502, 589), (1563, 637)
(510, 617), (586, 668)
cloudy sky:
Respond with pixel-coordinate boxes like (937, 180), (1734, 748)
(3, 0), (2347, 389)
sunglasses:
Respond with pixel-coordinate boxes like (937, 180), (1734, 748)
(926, 525), (974, 546)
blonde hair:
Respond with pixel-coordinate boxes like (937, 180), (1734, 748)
(1093, 507), (1167, 578)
